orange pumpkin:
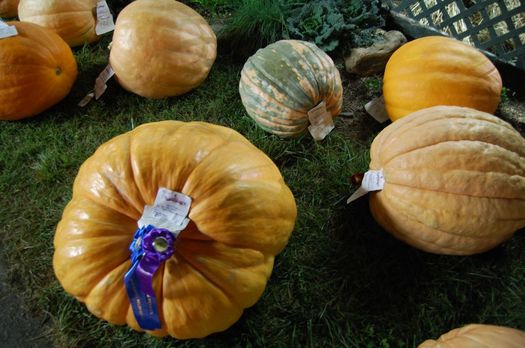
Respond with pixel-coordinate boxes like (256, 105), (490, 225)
(0, 21), (77, 121)
(0, 0), (19, 17)
(419, 324), (525, 348)
(383, 36), (502, 121)
(368, 106), (525, 255)
(54, 121), (297, 339)
(109, 0), (217, 99)
(18, 0), (100, 47)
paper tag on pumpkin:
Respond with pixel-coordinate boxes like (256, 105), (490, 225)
(308, 101), (334, 141)
(347, 169), (385, 204)
(78, 64), (114, 107)
(365, 95), (390, 123)
(95, 1), (115, 35)
(94, 64), (114, 99)
(0, 21), (17, 39)
(137, 188), (192, 234)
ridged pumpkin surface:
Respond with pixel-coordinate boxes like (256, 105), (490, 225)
(109, 0), (217, 99)
(419, 324), (525, 348)
(0, 0), (19, 17)
(0, 21), (77, 121)
(54, 121), (297, 339)
(239, 40), (342, 137)
(18, 0), (100, 47)
(383, 36), (502, 121)
(369, 106), (525, 255)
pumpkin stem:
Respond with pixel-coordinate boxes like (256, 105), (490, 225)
(350, 173), (364, 186)
(55, 67), (62, 76)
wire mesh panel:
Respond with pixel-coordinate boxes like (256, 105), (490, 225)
(387, 0), (525, 69)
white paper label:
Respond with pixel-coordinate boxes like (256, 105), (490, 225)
(95, 1), (115, 35)
(0, 24), (17, 39)
(137, 188), (192, 235)
(307, 101), (335, 141)
(347, 169), (385, 204)
(94, 64), (114, 99)
(78, 91), (95, 107)
(365, 95), (390, 123)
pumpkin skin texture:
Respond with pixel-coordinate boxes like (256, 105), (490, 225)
(368, 106), (525, 255)
(239, 40), (343, 137)
(109, 0), (217, 99)
(0, 21), (77, 121)
(54, 121), (297, 339)
(0, 0), (19, 17)
(419, 324), (525, 348)
(18, 0), (100, 47)
(383, 36), (502, 122)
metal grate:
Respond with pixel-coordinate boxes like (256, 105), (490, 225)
(386, 0), (525, 70)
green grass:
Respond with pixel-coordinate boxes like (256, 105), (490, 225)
(1, 35), (524, 348)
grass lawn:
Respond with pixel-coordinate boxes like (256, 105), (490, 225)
(1, 33), (524, 347)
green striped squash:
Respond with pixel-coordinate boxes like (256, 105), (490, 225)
(239, 40), (343, 137)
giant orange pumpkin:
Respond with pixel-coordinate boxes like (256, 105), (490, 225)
(0, 0), (19, 17)
(0, 21), (77, 121)
(18, 0), (100, 47)
(109, 0), (217, 98)
(239, 40), (343, 137)
(368, 106), (525, 255)
(419, 324), (525, 348)
(383, 36), (502, 121)
(54, 121), (297, 339)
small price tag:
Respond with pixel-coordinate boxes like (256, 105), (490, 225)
(95, 1), (115, 35)
(137, 188), (192, 235)
(0, 21), (17, 39)
(94, 64), (114, 99)
(347, 169), (385, 204)
(307, 101), (335, 141)
(365, 95), (390, 123)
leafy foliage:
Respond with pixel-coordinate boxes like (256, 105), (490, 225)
(284, 0), (385, 52)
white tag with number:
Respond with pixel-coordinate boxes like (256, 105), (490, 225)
(307, 101), (335, 141)
(137, 188), (192, 235)
(0, 20), (17, 39)
(95, 1), (115, 35)
(347, 169), (385, 204)
(365, 95), (390, 123)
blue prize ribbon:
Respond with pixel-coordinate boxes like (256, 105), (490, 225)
(124, 225), (175, 331)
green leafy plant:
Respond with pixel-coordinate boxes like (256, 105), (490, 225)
(284, 0), (385, 52)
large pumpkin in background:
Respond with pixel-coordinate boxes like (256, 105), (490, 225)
(0, 21), (77, 121)
(419, 324), (525, 348)
(368, 106), (525, 255)
(18, 0), (100, 47)
(109, 0), (217, 99)
(239, 40), (342, 137)
(0, 0), (19, 17)
(383, 36), (502, 121)
(54, 121), (297, 339)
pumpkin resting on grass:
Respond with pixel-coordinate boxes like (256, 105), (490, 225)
(18, 0), (100, 47)
(0, 21), (77, 121)
(419, 324), (525, 348)
(368, 106), (525, 255)
(383, 36), (502, 122)
(239, 39), (343, 137)
(54, 121), (297, 339)
(109, 0), (217, 99)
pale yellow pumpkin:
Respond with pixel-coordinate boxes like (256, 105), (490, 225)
(419, 324), (525, 348)
(54, 121), (297, 339)
(18, 0), (100, 47)
(0, 0), (19, 17)
(368, 106), (525, 255)
(109, 0), (217, 98)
